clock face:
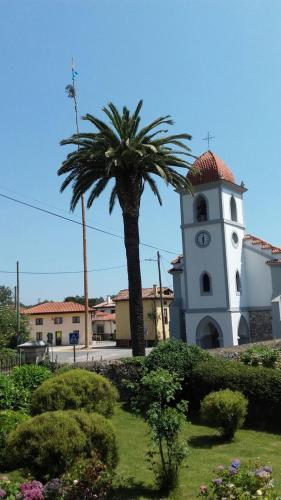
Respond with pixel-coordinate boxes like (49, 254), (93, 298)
(196, 231), (211, 248)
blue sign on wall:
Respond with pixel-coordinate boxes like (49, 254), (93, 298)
(69, 332), (79, 345)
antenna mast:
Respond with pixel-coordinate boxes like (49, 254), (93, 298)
(66, 59), (90, 349)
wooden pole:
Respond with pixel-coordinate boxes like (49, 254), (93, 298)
(157, 251), (166, 340)
(16, 261), (20, 344)
(68, 59), (90, 348)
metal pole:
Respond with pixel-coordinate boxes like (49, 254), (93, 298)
(73, 343), (76, 363)
(157, 251), (166, 340)
(16, 261), (20, 344)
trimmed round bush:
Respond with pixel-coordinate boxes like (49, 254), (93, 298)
(66, 411), (117, 468)
(200, 389), (248, 440)
(10, 364), (52, 392)
(7, 410), (118, 479)
(31, 369), (118, 417)
(144, 339), (210, 379)
(0, 410), (29, 467)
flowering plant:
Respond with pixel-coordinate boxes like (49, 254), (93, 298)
(199, 459), (280, 499)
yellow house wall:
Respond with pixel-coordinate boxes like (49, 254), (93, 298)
(26, 312), (92, 346)
(116, 299), (172, 342)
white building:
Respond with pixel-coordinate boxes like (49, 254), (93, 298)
(169, 151), (281, 348)
(23, 301), (93, 346)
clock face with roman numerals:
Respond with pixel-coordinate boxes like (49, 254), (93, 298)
(195, 231), (211, 248)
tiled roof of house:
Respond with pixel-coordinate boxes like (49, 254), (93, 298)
(244, 234), (281, 255)
(188, 151), (236, 186)
(23, 301), (93, 315)
(92, 312), (116, 321)
(170, 255), (183, 265)
(93, 300), (115, 309)
(114, 287), (173, 301)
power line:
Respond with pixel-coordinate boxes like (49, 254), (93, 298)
(0, 192), (179, 255)
(0, 263), (130, 275)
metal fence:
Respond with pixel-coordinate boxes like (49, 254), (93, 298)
(0, 358), (21, 374)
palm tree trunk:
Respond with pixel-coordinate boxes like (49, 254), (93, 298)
(122, 212), (145, 356)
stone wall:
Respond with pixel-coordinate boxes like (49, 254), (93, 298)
(249, 309), (272, 342)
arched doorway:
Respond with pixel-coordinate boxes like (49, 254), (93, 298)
(238, 315), (250, 345)
(196, 317), (223, 349)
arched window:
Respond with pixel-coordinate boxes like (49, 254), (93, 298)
(230, 196), (237, 222)
(195, 195), (208, 222)
(201, 272), (212, 295)
(236, 270), (241, 293)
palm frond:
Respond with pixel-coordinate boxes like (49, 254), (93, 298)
(87, 178), (110, 207)
(143, 173), (162, 205)
(109, 185), (118, 214)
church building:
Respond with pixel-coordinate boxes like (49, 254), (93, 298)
(169, 151), (281, 348)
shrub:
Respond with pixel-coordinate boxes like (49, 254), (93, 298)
(61, 458), (113, 499)
(0, 374), (30, 412)
(11, 364), (52, 392)
(0, 410), (29, 467)
(200, 389), (248, 440)
(7, 410), (118, 479)
(199, 459), (277, 498)
(0, 348), (18, 362)
(241, 346), (279, 368)
(136, 369), (189, 492)
(67, 411), (118, 468)
(31, 368), (118, 417)
(190, 358), (281, 430)
(144, 339), (210, 380)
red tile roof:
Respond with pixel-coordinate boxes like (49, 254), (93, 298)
(188, 151), (236, 186)
(244, 234), (281, 255)
(170, 255), (183, 265)
(92, 312), (116, 321)
(114, 287), (173, 301)
(93, 300), (115, 309)
(23, 301), (93, 315)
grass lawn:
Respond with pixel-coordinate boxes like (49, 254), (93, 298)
(111, 404), (281, 499)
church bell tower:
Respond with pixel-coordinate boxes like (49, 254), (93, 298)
(179, 151), (247, 347)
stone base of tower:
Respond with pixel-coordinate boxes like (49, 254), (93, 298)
(184, 311), (252, 348)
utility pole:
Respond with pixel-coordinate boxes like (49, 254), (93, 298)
(16, 261), (20, 344)
(66, 59), (90, 348)
(145, 253), (166, 341)
(157, 251), (166, 341)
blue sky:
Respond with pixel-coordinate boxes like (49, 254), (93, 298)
(1, 0), (281, 305)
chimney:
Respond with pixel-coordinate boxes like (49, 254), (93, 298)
(107, 295), (112, 304)
(153, 284), (158, 296)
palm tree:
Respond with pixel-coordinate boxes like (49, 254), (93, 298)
(58, 100), (193, 356)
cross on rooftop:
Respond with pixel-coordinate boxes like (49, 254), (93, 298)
(202, 131), (215, 149)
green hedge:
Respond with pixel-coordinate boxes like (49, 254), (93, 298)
(190, 358), (281, 429)
(10, 364), (52, 392)
(143, 339), (210, 379)
(31, 368), (118, 417)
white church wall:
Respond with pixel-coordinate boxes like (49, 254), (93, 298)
(221, 187), (244, 225)
(185, 312), (234, 347)
(243, 247), (272, 307)
(183, 224), (228, 309)
(224, 223), (247, 308)
(181, 187), (221, 225)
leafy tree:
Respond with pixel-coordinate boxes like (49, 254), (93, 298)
(58, 101), (193, 356)
(64, 295), (105, 307)
(0, 286), (13, 306)
(0, 307), (30, 348)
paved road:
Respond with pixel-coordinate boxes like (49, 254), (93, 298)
(49, 341), (152, 363)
